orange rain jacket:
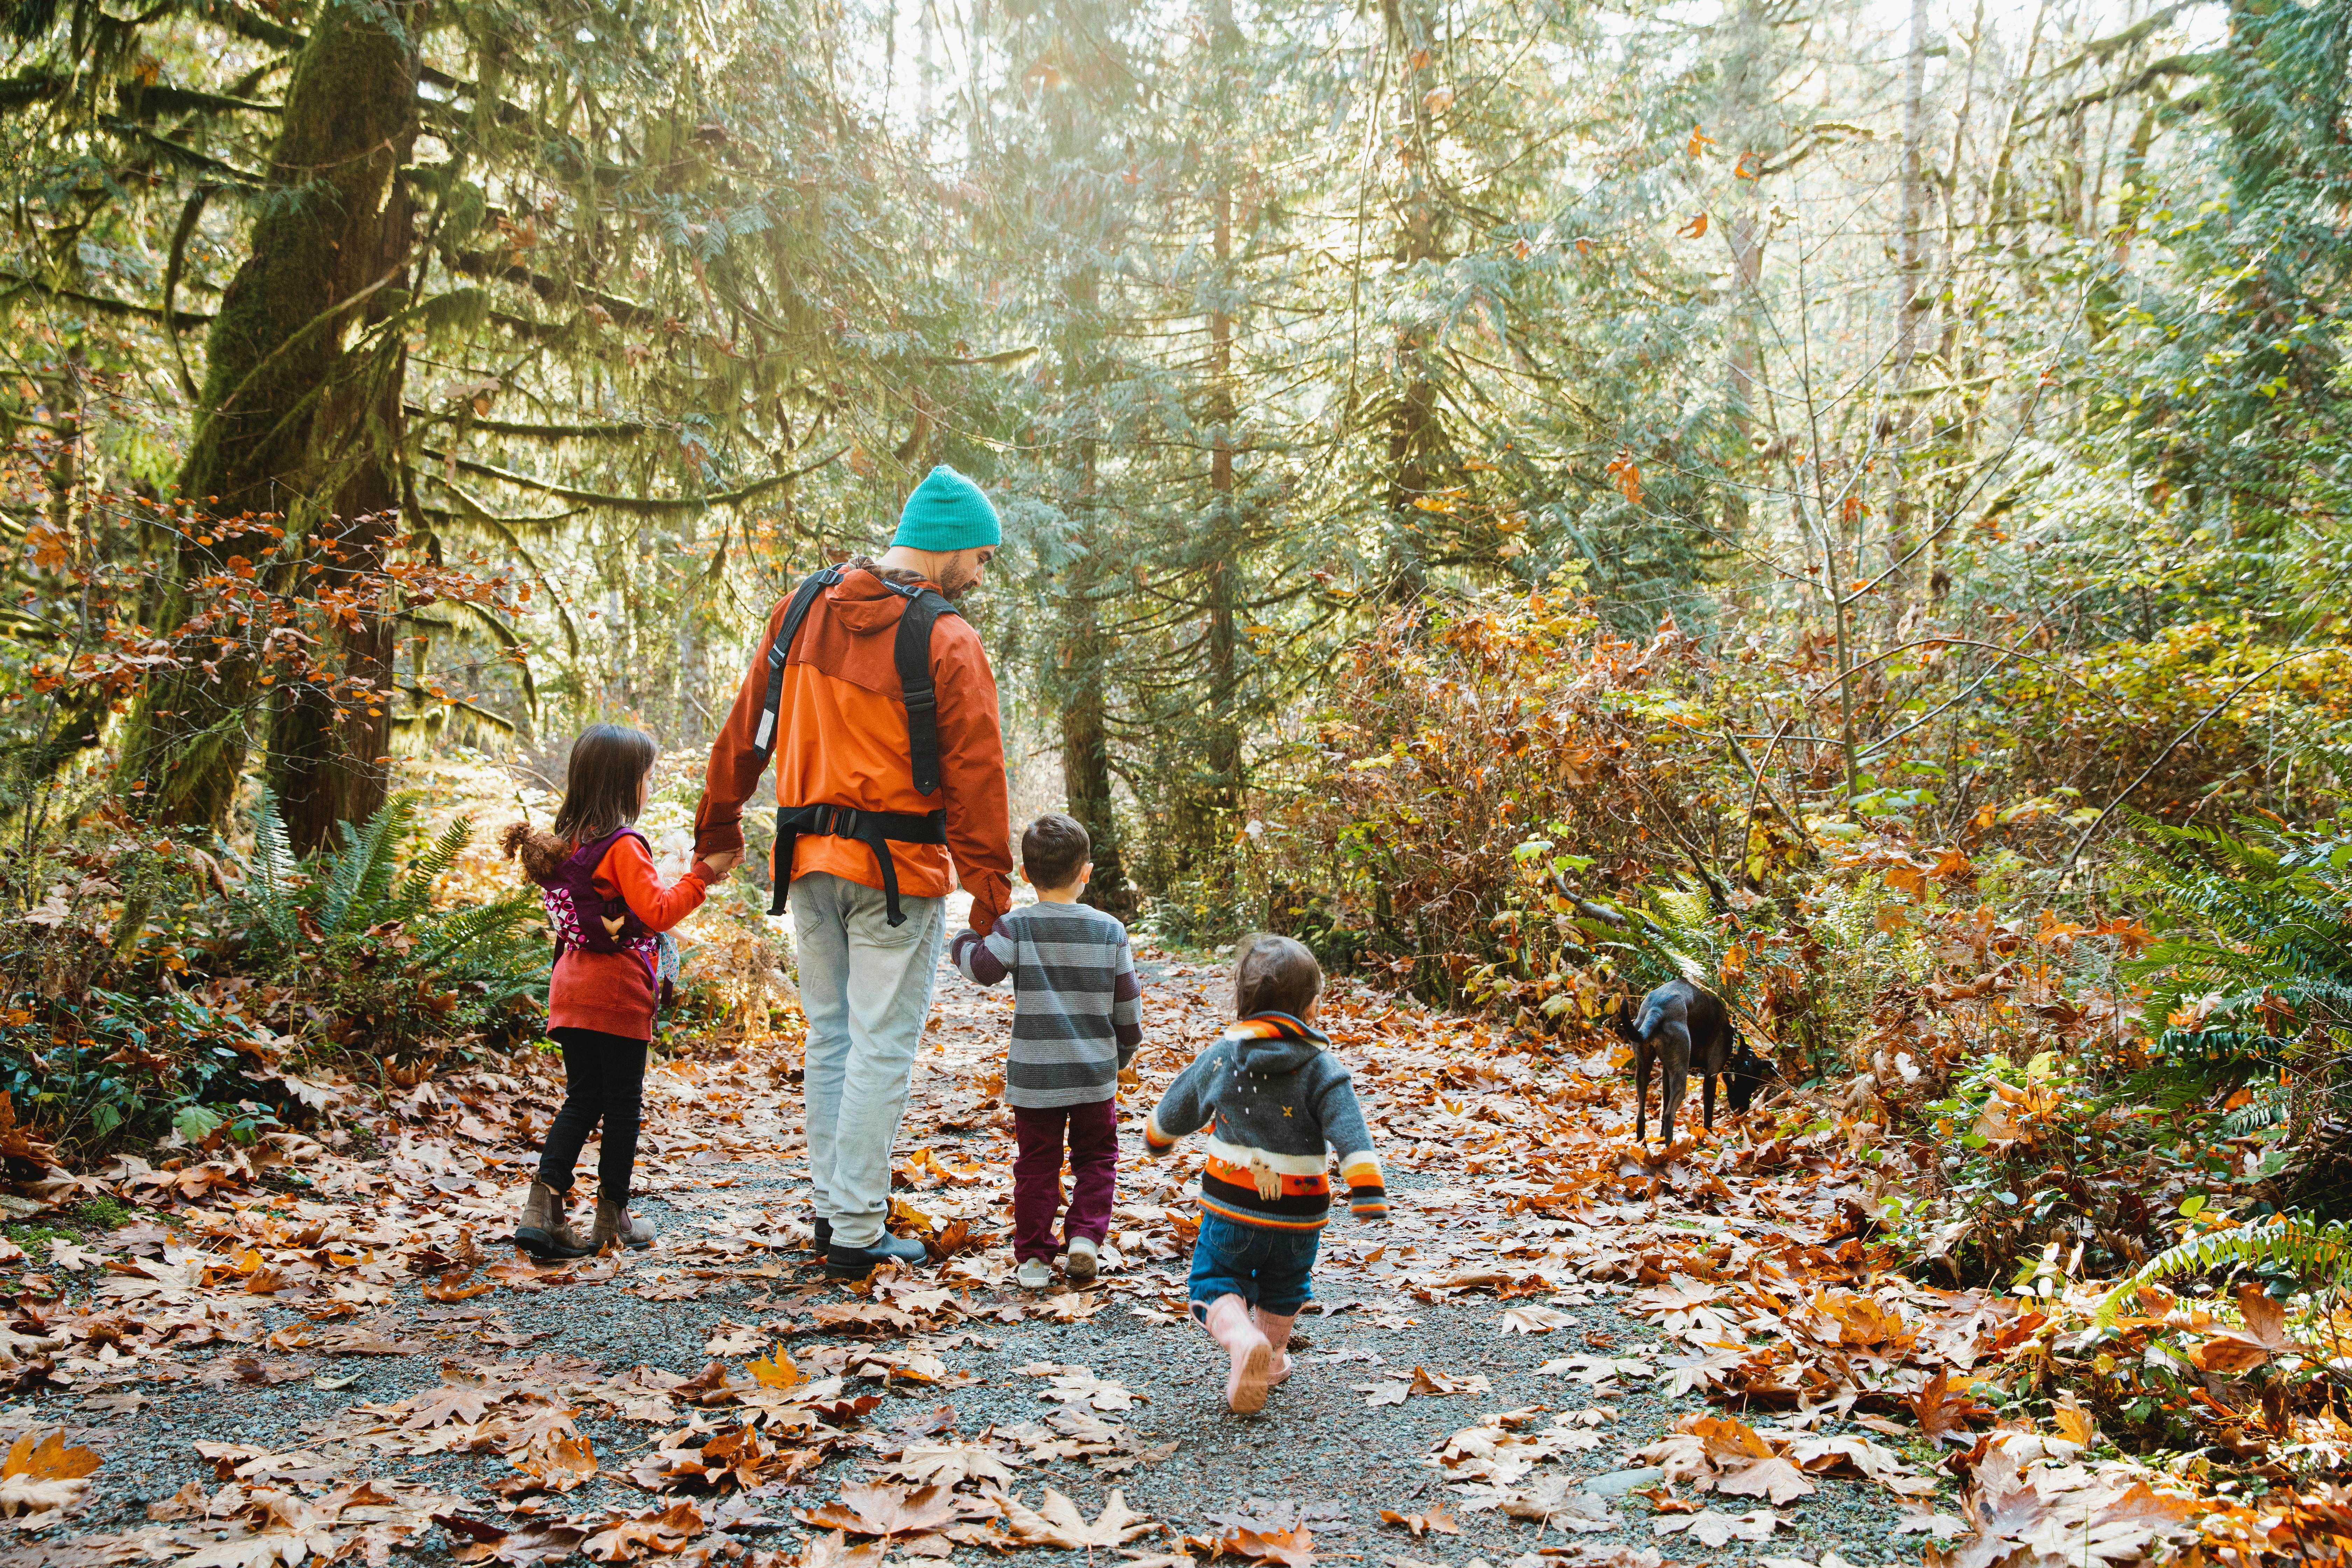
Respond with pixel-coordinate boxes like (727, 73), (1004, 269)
(694, 566), (1013, 935)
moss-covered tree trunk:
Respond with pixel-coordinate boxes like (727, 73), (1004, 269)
(119, 0), (421, 835)
(271, 166), (415, 856)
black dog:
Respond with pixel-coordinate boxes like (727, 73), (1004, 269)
(1614, 979), (1772, 1142)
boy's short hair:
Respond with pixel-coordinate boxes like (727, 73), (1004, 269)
(1021, 812), (1091, 889)
(1233, 933), (1322, 1020)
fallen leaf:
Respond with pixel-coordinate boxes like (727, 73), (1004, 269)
(1377, 1504), (1458, 1538)
(1000, 1488), (1160, 1550)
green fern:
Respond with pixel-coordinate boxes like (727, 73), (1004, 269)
(319, 792), (418, 938)
(229, 790), (548, 1055)
(244, 785), (300, 947)
(2132, 813), (2352, 1070)
(2221, 1079), (2294, 1136)
(392, 815), (473, 922)
(2094, 1214), (2352, 1325)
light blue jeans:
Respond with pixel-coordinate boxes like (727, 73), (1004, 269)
(789, 872), (946, 1248)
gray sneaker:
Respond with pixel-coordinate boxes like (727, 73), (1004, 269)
(1016, 1256), (1054, 1290)
(1065, 1237), (1099, 1283)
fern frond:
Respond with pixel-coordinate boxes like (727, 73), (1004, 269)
(244, 786), (300, 947)
(2094, 1214), (2352, 1325)
(319, 792), (418, 938)
(391, 815), (474, 920)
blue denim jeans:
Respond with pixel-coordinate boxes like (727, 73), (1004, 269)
(790, 872), (946, 1249)
(1187, 1209), (1320, 1319)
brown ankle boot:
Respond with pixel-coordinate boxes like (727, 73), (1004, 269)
(590, 1196), (655, 1251)
(514, 1181), (591, 1259)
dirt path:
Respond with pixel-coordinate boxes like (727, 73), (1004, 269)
(12, 925), (1975, 1567)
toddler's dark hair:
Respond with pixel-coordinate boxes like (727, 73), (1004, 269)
(550, 723), (658, 846)
(1233, 932), (1322, 1020)
(1021, 812), (1091, 889)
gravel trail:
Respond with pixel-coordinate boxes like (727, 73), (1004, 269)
(12, 918), (1953, 1567)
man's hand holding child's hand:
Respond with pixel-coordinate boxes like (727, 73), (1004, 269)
(696, 849), (744, 882)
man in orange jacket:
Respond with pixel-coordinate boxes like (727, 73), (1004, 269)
(695, 465), (1014, 1276)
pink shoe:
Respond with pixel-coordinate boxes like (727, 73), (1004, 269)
(1254, 1309), (1297, 1387)
(1205, 1295), (1272, 1413)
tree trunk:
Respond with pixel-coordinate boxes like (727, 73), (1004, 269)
(1058, 595), (1136, 920)
(1205, 162), (1242, 819)
(119, 0), (421, 835)
(272, 168), (416, 854)
(1718, 0), (1773, 541)
(1382, 0), (1442, 603)
(1885, 0), (1931, 614)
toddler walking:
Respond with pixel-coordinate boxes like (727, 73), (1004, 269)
(951, 813), (1142, 1290)
(501, 723), (738, 1258)
(1143, 934), (1386, 1413)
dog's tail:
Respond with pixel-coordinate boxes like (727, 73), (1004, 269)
(1632, 1000), (1669, 1042)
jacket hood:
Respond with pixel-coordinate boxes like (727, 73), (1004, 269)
(1231, 1013), (1329, 1076)
(827, 567), (935, 637)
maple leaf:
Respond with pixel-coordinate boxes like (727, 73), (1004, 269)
(798, 1531), (888, 1568)
(1214, 1526), (1316, 1567)
(1044, 1369), (1139, 1411)
(583, 1501), (706, 1562)
(439, 1510), (596, 1565)
(1656, 1339), (1746, 1397)
(1377, 1504), (1458, 1538)
(1910, 1370), (1992, 1448)
(1, 1430), (99, 1483)
(999, 1488), (1160, 1550)
(1712, 1453), (1814, 1506)
(401, 1383), (501, 1429)
(2192, 1281), (2299, 1373)
(1651, 1507), (1784, 1547)
(1532, 1353), (1651, 1386)
(748, 1346), (806, 1389)
(879, 1442), (1025, 1489)
(1497, 1305), (1573, 1334)
(0, 1454), (92, 1526)
(797, 1483), (961, 1539)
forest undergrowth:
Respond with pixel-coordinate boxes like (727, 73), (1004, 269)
(0, 746), (2350, 1565)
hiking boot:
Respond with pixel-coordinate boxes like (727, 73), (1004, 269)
(1016, 1256), (1054, 1290)
(591, 1197), (656, 1252)
(514, 1181), (592, 1260)
(824, 1231), (926, 1280)
(1065, 1237), (1099, 1283)
(808, 1216), (832, 1256)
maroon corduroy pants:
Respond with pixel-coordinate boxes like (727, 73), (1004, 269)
(1010, 1099), (1120, 1262)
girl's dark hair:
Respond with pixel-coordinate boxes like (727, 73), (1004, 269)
(550, 723), (657, 845)
(1233, 932), (1322, 1020)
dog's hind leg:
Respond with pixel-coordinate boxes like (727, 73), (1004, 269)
(1634, 1042), (1653, 1142)
(1655, 1018), (1692, 1146)
(1702, 1062), (1717, 1133)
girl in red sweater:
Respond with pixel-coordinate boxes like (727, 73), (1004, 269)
(500, 724), (738, 1257)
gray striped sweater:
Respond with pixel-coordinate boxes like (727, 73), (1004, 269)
(949, 902), (1143, 1108)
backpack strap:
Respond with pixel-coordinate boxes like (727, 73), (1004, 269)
(883, 581), (963, 797)
(752, 567), (844, 764)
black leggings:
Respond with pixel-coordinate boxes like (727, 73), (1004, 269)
(537, 1027), (648, 1206)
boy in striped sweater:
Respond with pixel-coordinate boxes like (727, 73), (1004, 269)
(951, 813), (1143, 1290)
(1144, 934), (1386, 1414)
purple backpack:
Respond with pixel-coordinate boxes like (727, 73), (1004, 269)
(533, 826), (660, 978)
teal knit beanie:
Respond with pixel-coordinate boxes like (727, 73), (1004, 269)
(892, 465), (1003, 553)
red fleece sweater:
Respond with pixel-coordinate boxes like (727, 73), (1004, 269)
(546, 834), (709, 1041)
